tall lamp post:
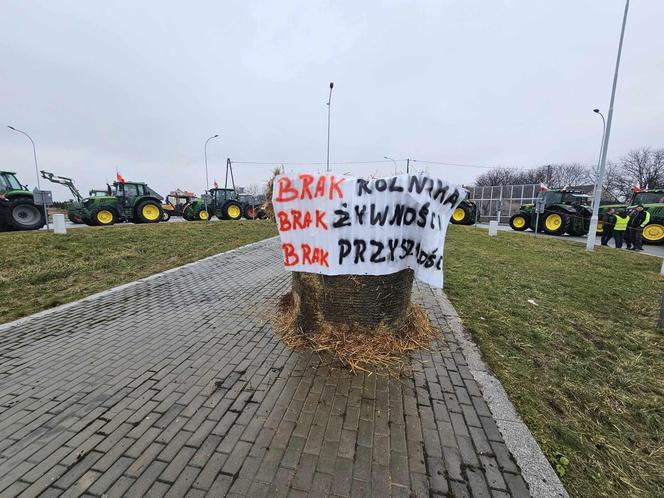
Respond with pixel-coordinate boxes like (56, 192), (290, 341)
(591, 109), (606, 211)
(7, 125), (49, 230)
(384, 156), (398, 175)
(204, 134), (219, 221)
(586, 0), (630, 252)
(326, 82), (334, 172)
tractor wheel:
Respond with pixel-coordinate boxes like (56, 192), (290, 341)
(91, 208), (117, 226)
(451, 205), (471, 225)
(643, 223), (664, 245)
(221, 201), (242, 220)
(244, 205), (257, 220)
(135, 200), (163, 224)
(197, 209), (210, 221)
(8, 199), (45, 231)
(257, 209), (267, 220)
(162, 211), (171, 222)
(542, 211), (570, 236)
(509, 213), (530, 231)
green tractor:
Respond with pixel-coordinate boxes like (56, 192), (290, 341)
(450, 199), (477, 225)
(597, 188), (664, 244)
(41, 170), (93, 224)
(182, 187), (243, 221)
(78, 180), (164, 226)
(509, 188), (591, 236)
(0, 171), (46, 232)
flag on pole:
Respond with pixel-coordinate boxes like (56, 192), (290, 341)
(539, 183), (549, 192)
(213, 180), (219, 188)
(630, 185), (642, 192)
(116, 170), (126, 183)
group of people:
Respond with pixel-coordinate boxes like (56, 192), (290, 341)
(600, 204), (651, 251)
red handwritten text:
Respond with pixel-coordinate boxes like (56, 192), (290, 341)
(275, 175), (345, 202)
(277, 209), (328, 231)
(282, 243), (330, 267)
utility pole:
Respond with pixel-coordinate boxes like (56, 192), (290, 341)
(326, 82), (334, 172)
(204, 134), (220, 221)
(586, 0), (630, 251)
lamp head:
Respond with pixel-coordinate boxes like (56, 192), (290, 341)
(7, 125), (15, 130)
(593, 109), (600, 113)
(329, 82), (334, 89)
(213, 134), (219, 138)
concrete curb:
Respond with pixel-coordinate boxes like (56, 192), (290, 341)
(0, 236), (279, 333)
(432, 288), (569, 498)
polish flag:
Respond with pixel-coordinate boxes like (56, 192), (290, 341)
(539, 183), (549, 192)
(213, 180), (219, 188)
(116, 170), (126, 183)
(630, 185), (643, 192)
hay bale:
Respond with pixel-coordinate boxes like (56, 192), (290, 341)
(275, 270), (436, 373)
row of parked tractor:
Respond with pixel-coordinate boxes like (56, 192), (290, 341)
(0, 168), (266, 232)
(507, 187), (664, 244)
(1, 168), (661, 244)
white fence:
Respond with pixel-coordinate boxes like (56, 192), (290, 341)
(467, 184), (540, 224)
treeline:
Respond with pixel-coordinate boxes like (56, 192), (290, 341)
(473, 147), (664, 201)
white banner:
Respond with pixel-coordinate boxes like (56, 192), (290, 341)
(272, 173), (465, 288)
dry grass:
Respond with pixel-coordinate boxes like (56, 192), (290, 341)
(262, 167), (280, 220)
(274, 291), (437, 375)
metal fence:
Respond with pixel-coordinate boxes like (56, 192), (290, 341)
(467, 184), (540, 224)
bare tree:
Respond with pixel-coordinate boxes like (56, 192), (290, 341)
(474, 167), (519, 186)
(245, 183), (264, 195)
(618, 147), (664, 191)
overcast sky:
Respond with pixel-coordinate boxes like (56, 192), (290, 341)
(1, 0), (662, 200)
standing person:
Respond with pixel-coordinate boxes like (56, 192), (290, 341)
(600, 208), (617, 246)
(613, 209), (629, 249)
(628, 204), (650, 251)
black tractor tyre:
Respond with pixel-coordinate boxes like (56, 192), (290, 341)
(221, 201), (243, 220)
(162, 211), (171, 222)
(509, 213), (530, 231)
(244, 205), (257, 220)
(542, 210), (571, 236)
(7, 199), (46, 231)
(257, 209), (267, 220)
(90, 207), (118, 226)
(134, 200), (164, 224)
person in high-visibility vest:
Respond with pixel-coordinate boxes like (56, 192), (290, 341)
(627, 204), (651, 251)
(613, 210), (630, 249)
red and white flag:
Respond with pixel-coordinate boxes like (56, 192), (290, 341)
(539, 183), (549, 192)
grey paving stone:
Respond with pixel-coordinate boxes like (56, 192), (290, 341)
(0, 238), (531, 498)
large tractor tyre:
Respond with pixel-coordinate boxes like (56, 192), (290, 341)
(135, 200), (163, 224)
(91, 208), (117, 226)
(197, 209), (210, 221)
(643, 222), (664, 245)
(542, 211), (570, 236)
(244, 205), (257, 220)
(221, 201), (243, 220)
(7, 199), (46, 231)
(162, 211), (171, 222)
(451, 204), (472, 225)
(509, 213), (530, 231)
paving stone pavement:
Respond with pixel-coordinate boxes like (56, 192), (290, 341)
(0, 238), (531, 498)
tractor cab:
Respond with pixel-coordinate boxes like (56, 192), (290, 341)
(210, 188), (238, 203)
(537, 189), (588, 207)
(90, 189), (109, 197)
(162, 190), (197, 221)
(630, 189), (664, 207)
(0, 171), (27, 195)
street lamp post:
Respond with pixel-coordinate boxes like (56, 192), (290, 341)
(591, 109), (606, 211)
(326, 82), (334, 172)
(7, 125), (49, 230)
(384, 156), (398, 175)
(204, 134), (219, 221)
(586, 0), (630, 252)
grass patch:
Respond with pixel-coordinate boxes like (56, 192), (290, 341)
(0, 221), (276, 324)
(444, 225), (663, 497)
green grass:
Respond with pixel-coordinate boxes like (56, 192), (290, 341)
(444, 225), (663, 498)
(0, 221), (277, 324)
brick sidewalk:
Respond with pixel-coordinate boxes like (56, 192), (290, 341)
(0, 238), (530, 497)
